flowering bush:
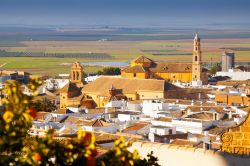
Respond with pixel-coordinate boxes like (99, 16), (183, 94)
(0, 79), (159, 166)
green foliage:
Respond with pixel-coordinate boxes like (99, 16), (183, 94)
(97, 67), (121, 75)
(0, 79), (160, 166)
(0, 79), (97, 165)
(33, 97), (57, 112)
(209, 63), (221, 75)
(134, 151), (160, 166)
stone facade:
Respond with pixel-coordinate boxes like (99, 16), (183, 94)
(129, 141), (250, 166)
(221, 111), (250, 155)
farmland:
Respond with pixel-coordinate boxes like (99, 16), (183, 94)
(1, 27), (250, 76)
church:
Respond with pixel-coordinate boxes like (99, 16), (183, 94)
(121, 34), (208, 84)
(59, 62), (177, 108)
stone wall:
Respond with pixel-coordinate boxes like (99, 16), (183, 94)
(129, 141), (250, 166)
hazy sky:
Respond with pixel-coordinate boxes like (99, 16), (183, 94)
(0, 0), (249, 27)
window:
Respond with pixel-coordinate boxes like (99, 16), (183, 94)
(214, 113), (218, 120)
(133, 73), (136, 77)
(173, 75), (175, 79)
(196, 47), (198, 51)
(195, 56), (198, 61)
(169, 129), (172, 135)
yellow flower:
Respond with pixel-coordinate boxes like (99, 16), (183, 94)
(3, 111), (14, 123)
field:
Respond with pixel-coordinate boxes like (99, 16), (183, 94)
(1, 28), (250, 76)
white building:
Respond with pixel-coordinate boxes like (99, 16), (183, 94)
(117, 111), (143, 122)
(142, 100), (180, 118)
(216, 69), (250, 80)
(148, 126), (176, 142)
(171, 118), (213, 134)
(82, 119), (116, 133)
(45, 78), (69, 90)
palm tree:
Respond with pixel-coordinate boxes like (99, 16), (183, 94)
(34, 97), (57, 112)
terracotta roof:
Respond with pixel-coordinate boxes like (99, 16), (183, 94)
(58, 127), (77, 136)
(208, 126), (228, 136)
(150, 62), (192, 73)
(86, 108), (116, 114)
(122, 122), (150, 132)
(133, 56), (154, 63)
(158, 110), (184, 118)
(83, 76), (169, 95)
(187, 112), (214, 121)
(123, 55), (208, 74)
(63, 116), (85, 124)
(185, 106), (224, 113)
(87, 119), (112, 127)
(35, 112), (50, 121)
(121, 66), (147, 73)
(157, 117), (172, 122)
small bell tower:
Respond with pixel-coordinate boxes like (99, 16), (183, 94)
(70, 62), (84, 87)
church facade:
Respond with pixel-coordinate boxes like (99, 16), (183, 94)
(59, 62), (95, 109)
(59, 62), (175, 108)
(121, 34), (208, 84)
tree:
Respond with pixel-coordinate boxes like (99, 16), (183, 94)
(0, 79), (160, 166)
(33, 97), (57, 112)
(209, 63), (221, 75)
(97, 67), (121, 75)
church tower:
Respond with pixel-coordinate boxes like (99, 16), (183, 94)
(70, 62), (84, 87)
(192, 33), (202, 81)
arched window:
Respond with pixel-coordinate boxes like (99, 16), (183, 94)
(73, 72), (75, 80)
(76, 72), (79, 80)
(195, 56), (198, 61)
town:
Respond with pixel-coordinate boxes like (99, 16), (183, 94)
(1, 33), (250, 165)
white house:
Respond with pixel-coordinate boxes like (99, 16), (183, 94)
(117, 111), (143, 122)
(148, 126), (176, 142)
(171, 118), (213, 134)
(142, 100), (180, 118)
(216, 69), (250, 80)
(122, 122), (151, 135)
(81, 119), (116, 133)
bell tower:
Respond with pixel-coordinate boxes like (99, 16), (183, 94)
(192, 33), (202, 81)
(70, 62), (84, 87)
